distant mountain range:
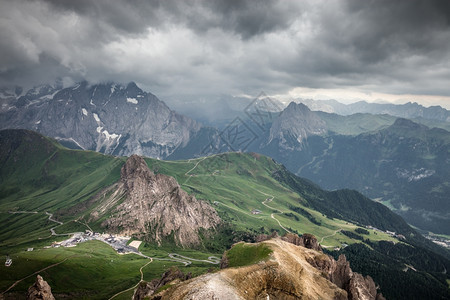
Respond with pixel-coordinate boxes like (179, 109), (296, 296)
(296, 98), (450, 122)
(253, 103), (450, 234)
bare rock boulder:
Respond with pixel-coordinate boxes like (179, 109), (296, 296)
(27, 275), (55, 300)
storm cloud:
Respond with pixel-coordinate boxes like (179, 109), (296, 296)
(0, 0), (449, 104)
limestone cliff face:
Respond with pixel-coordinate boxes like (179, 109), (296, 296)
(27, 275), (55, 300)
(0, 81), (204, 159)
(95, 155), (221, 247)
(142, 236), (384, 300)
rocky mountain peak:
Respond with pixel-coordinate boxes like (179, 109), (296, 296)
(286, 101), (310, 112)
(0, 80), (204, 159)
(120, 154), (154, 184)
(391, 117), (426, 130)
(95, 155), (221, 247)
(27, 275), (55, 300)
(267, 101), (327, 149)
(126, 81), (140, 92)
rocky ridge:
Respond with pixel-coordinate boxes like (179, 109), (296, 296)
(26, 275), (55, 300)
(137, 234), (384, 300)
(0, 81), (202, 159)
(92, 155), (221, 247)
(296, 98), (450, 122)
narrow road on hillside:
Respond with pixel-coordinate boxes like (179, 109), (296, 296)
(168, 253), (220, 265)
(7, 210), (71, 237)
(45, 211), (70, 236)
(259, 191), (291, 234)
(319, 229), (342, 246)
(108, 258), (153, 300)
(183, 157), (208, 185)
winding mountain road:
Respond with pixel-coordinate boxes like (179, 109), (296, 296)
(183, 157), (208, 185)
(168, 253), (220, 265)
(319, 229), (342, 247)
(259, 191), (291, 233)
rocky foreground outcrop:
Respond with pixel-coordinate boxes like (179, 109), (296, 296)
(27, 275), (55, 300)
(137, 234), (385, 300)
(92, 155), (221, 247)
(257, 232), (323, 252)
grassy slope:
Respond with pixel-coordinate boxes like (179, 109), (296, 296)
(225, 242), (272, 267)
(0, 130), (125, 253)
(146, 152), (398, 248)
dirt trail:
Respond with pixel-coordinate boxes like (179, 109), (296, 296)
(108, 258), (153, 300)
(319, 229), (342, 245)
(259, 191), (291, 233)
(183, 157), (207, 185)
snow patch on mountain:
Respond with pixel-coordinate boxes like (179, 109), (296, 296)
(82, 108), (88, 116)
(396, 168), (435, 182)
(103, 130), (120, 141)
(127, 97), (138, 104)
(93, 113), (100, 123)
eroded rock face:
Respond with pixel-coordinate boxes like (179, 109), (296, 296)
(251, 233), (383, 300)
(152, 239), (348, 300)
(96, 155), (221, 247)
(143, 237), (384, 300)
(27, 275), (55, 300)
(306, 250), (382, 300)
(348, 273), (377, 300)
(282, 232), (323, 252)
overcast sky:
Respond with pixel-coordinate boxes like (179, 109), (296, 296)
(1, 0), (450, 108)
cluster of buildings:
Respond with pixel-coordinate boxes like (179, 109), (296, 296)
(42, 230), (138, 255)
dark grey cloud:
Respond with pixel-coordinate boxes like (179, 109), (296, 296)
(0, 0), (449, 104)
(39, 0), (302, 39)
